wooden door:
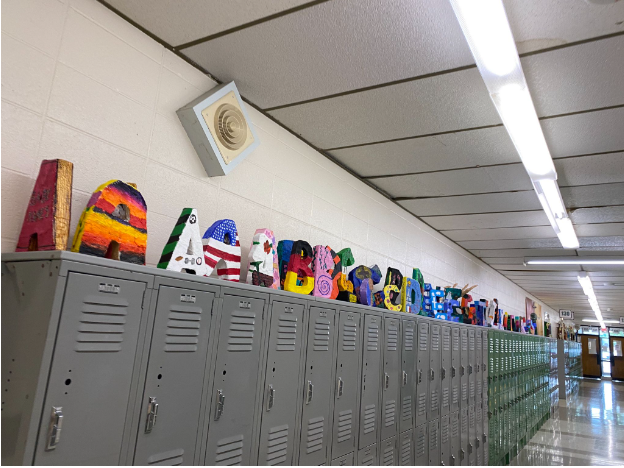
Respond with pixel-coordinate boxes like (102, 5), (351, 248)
(581, 335), (602, 378)
(611, 337), (624, 381)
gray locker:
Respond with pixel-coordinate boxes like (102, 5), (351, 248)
(482, 401), (489, 466)
(460, 328), (468, 408)
(380, 317), (400, 441)
(257, 301), (306, 466)
(468, 329), (476, 405)
(399, 319), (416, 433)
(468, 405), (475, 466)
(415, 320), (429, 426)
(413, 423), (428, 466)
(475, 330), (482, 401)
(482, 331), (488, 403)
(450, 411), (460, 467)
(331, 451), (354, 466)
(331, 309), (362, 460)
(451, 327), (460, 414)
(428, 418), (440, 466)
(440, 415), (451, 467)
(460, 407), (468, 466)
(34, 272), (147, 465)
(475, 403), (483, 466)
(134, 285), (216, 466)
(358, 314), (382, 449)
(398, 430), (414, 466)
(380, 437), (397, 466)
(428, 323), (441, 421)
(299, 307), (337, 466)
(357, 444), (378, 466)
(441, 325), (451, 417)
(205, 294), (267, 465)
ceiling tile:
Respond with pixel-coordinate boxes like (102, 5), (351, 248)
(561, 182), (624, 209)
(577, 249), (624, 256)
(424, 211), (549, 231)
(556, 152), (624, 187)
(575, 223), (624, 237)
(469, 249), (576, 258)
(489, 264), (581, 271)
(570, 206), (624, 224)
(443, 225), (555, 242)
(458, 236), (624, 250)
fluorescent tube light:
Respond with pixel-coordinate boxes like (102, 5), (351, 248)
(583, 319), (619, 324)
(556, 218), (580, 249)
(577, 273), (605, 325)
(525, 257), (624, 265)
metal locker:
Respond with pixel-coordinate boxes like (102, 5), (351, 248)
(475, 330), (483, 402)
(331, 452), (354, 466)
(380, 317), (400, 441)
(380, 436), (397, 466)
(460, 407), (468, 466)
(468, 405), (475, 466)
(429, 323), (441, 421)
(482, 401), (489, 466)
(451, 327), (460, 414)
(257, 301), (306, 466)
(460, 328), (468, 409)
(205, 294), (267, 466)
(398, 430), (414, 466)
(475, 402), (483, 466)
(331, 309), (362, 461)
(415, 320), (430, 427)
(299, 307), (337, 466)
(440, 414), (451, 467)
(34, 272), (148, 465)
(428, 418), (440, 466)
(357, 443), (378, 466)
(468, 329), (475, 406)
(399, 319), (416, 433)
(450, 411), (460, 467)
(358, 314), (382, 449)
(413, 423), (428, 466)
(441, 325), (451, 417)
(482, 331), (488, 404)
(134, 285), (216, 466)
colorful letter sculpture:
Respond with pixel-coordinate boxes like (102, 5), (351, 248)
(373, 290), (386, 308)
(16, 159), (73, 252)
(247, 228), (278, 288)
(71, 180), (147, 264)
(157, 208), (206, 274)
(384, 267), (404, 309)
(312, 245), (335, 298)
(277, 240), (293, 290)
(329, 249), (342, 300)
(284, 240), (315, 295)
(335, 248), (356, 302)
(412, 268), (426, 314)
(383, 285), (401, 311)
(349, 265), (382, 306)
(401, 277), (419, 314)
(202, 219), (241, 281)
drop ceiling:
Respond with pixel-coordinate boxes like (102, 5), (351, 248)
(102, 0), (624, 323)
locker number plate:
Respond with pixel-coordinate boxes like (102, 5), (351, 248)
(180, 294), (196, 303)
(98, 283), (120, 294)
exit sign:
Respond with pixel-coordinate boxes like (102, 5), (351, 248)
(559, 309), (573, 319)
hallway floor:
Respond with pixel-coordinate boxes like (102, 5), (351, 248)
(511, 379), (624, 466)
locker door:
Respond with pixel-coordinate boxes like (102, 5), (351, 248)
(428, 419), (440, 466)
(440, 415), (450, 467)
(399, 319), (416, 433)
(475, 330), (483, 402)
(399, 430), (414, 466)
(415, 320), (429, 426)
(468, 405), (475, 466)
(380, 436), (397, 466)
(205, 294), (266, 465)
(331, 452), (354, 466)
(257, 301), (306, 466)
(468, 329), (476, 406)
(331, 310), (362, 460)
(359, 314), (382, 449)
(460, 328), (468, 409)
(482, 331), (489, 405)
(34, 273), (147, 466)
(460, 407), (468, 466)
(380, 317), (400, 441)
(299, 307), (337, 466)
(429, 323), (441, 421)
(413, 423), (428, 466)
(475, 403), (483, 466)
(357, 443), (378, 466)
(134, 286), (215, 466)
(450, 411), (460, 467)
(451, 327), (460, 414)
(441, 325), (451, 417)
(483, 401), (489, 466)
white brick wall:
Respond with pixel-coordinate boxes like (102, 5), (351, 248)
(1, 0), (555, 319)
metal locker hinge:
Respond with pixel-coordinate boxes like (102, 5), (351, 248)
(214, 390), (225, 420)
(267, 385), (275, 411)
(337, 377), (344, 398)
(45, 406), (63, 450)
(402, 371), (407, 386)
(306, 381), (314, 404)
(145, 397), (158, 433)
(384, 373), (390, 389)
(441, 368), (446, 380)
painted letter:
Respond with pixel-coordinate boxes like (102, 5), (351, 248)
(158, 208), (206, 275)
(202, 219), (241, 281)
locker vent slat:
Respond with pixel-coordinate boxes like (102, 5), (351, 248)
(462, 383), (467, 401)
(361, 453), (375, 466)
(313, 318), (331, 351)
(367, 322), (379, 351)
(164, 304), (202, 352)
(417, 393), (426, 416)
(383, 444), (394, 465)
(441, 421), (449, 444)
(419, 325), (428, 350)
(337, 410), (353, 442)
(363, 404), (376, 434)
(431, 327), (440, 351)
(386, 323), (398, 351)
(452, 385), (459, 405)
(306, 417), (325, 453)
(147, 448), (184, 465)
(342, 322), (357, 351)
(400, 435), (412, 466)
(403, 325), (414, 351)
(215, 434), (244, 465)
(266, 424), (289, 465)
(476, 379), (482, 396)
(451, 416), (459, 438)
(442, 387), (449, 409)
(443, 329), (450, 351)
(415, 430), (426, 457)
(401, 396), (412, 421)
(76, 298), (128, 352)
(384, 400), (396, 427)
(227, 311), (256, 352)
(461, 331), (468, 351)
(452, 329), (460, 351)
(431, 390), (438, 412)
(276, 314), (297, 351)
(429, 424), (438, 451)
(470, 381), (475, 399)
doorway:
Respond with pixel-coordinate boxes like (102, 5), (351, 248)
(581, 334), (602, 378)
(611, 335), (624, 381)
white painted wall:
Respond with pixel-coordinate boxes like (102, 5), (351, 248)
(1, 0), (555, 319)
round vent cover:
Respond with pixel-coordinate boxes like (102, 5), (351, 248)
(215, 103), (247, 150)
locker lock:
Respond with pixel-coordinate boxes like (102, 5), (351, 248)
(460, 366), (465, 377)
(418, 369), (422, 383)
(460, 449), (465, 461)
(468, 365), (473, 375)
(45, 406), (63, 450)
(451, 455), (456, 466)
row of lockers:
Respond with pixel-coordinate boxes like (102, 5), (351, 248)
(3, 252), (492, 466)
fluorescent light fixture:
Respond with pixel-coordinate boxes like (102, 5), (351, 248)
(525, 257), (624, 265)
(577, 272), (605, 326)
(583, 319), (619, 324)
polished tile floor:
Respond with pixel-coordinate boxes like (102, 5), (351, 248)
(511, 379), (624, 466)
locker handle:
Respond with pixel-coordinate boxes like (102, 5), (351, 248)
(460, 449), (465, 461)
(214, 390), (225, 421)
(460, 366), (465, 377)
(468, 443), (473, 454)
(441, 368), (446, 380)
(451, 454), (456, 466)
(418, 369), (422, 383)
(45, 406), (63, 450)
(337, 377), (344, 398)
(384, 373), (390, 389)
(430, 369), (435, 381)
(468, 365), (473, 375)
(145, 397), (158, 433)
(306, 380), (314, 404)
(267, 384), (275, 411)
(402, 371), (407, 387)
(452, 366), (456, 378)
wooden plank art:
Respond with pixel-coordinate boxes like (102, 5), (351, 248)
(401, 277), (419, 314)
(383, 285), (401, 311)
(312, 245), (336, 298)
(16, 159), (73, 252)
(277, 240), (293, 290)
(71, 179), (147, 264)
(247, 228), (279, 288)
(157, 208), (206, 275)
(202, 219), (241, 281)
(384, 267), (404, 310)
(284, 240), (315, 295)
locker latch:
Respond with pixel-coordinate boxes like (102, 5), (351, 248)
(418, 369), (422, 383)
(45, 406), (63, 450)
(452, 366), (456, 378)
(337, 377), (344, 398)
(441, 368), (446, 380)
(215, 390), (225, 420)
(430, 369), (435, 381)
(476, 438), (480, 448)
(450, 454), (456, 465)
(468, 365), (473, 375)
(306, 381), (314, 404)
(468, 443), (473, 454)
(384, 373), (390, 389)
(460, 449), (465, 461)
(460, 366), (465, 377)
(267, 385), (275, 411)
(145, 396), (158, 433)
(402, 371), (407, 387)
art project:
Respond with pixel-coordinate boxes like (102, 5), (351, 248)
(157, 208), (206, 275)
(312, 245), (335, 298)
(283, 240), (315, 295)
(247, 228), (278, 288)
(202, 219), (241, 281)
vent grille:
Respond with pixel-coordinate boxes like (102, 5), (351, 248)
(360, 451), (375, 466)
(419, 325), (428, 350)
(443, 329), (450, 351)
(76, 296), (129, 352)
(469, 332), (475, 351)
(276, 314), (297, 351)
(462, 383), (467, 401)
(442, 387), (449, 409)
(147, 448), (184, 465)
(452, 385), (459, 405)
(461, 412), (468, 433)
(429, 423), (438, 451)
(367, 322), (379, 351)
(476, 379), (482, 396)
(386, 322), (398, 351)
(306, 417), (324, 454)
(363, 404), (376, 434)
(403, 325), (414, 351)
(164, 304), (202, 352)
(383, 443), (394, 465)
(469, 410), (475, 430)
(461, 331), (468, 351)
(453, 329), (460, 351)
(470, 381), (475, 400)
(417, 393), (426, 416)
(400, 435), (412, 466)
(215, 434), (244, 465)
(266, 424), (289, 465)
(384, 399), (396, 427)
(431, 390), (438, 412)
(451, 416), (459, 438)
(227, 311), (256, 352)
(313, 318), (331, 351)
(215, 103), (247, 151)
(415, 429), (426, 458)
(441, 420), (449, 444)
(342, 322), (357, 351)
(431, 327), (440, 351)
(401, 396), (412, 422)
(337, 410), (353, 443)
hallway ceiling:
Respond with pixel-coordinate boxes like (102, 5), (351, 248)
(103, 0), (624, 324)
